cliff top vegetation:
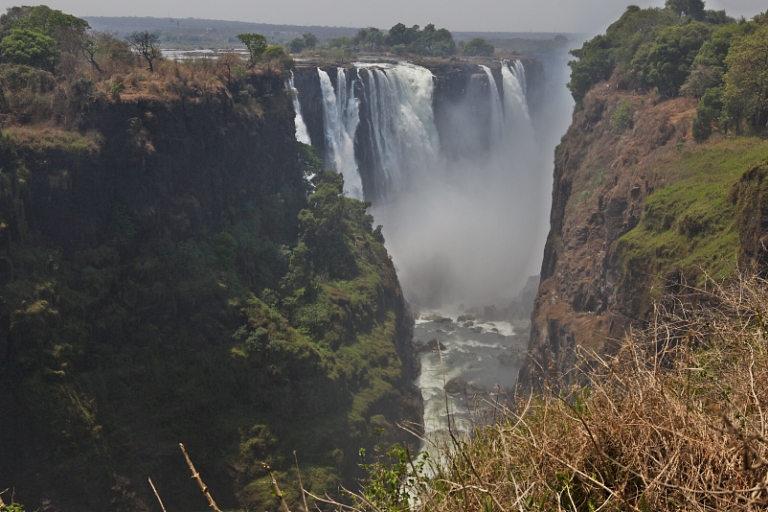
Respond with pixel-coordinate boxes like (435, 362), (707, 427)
(567, 1), (768, 139)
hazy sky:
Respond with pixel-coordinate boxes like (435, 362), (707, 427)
(0, 0), (763, 34)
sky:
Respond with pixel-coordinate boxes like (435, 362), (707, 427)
(0, 0), (763, 34)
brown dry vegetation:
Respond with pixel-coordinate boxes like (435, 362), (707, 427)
(0, 46), (282, 131)
(332, 273), (768, 511)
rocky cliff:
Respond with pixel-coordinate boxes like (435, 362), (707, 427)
(519, 83), (768, 389)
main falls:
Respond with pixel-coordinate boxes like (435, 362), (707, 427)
(292, 58), (557, 452)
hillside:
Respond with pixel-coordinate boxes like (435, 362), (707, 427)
(0, 14), (421, 512)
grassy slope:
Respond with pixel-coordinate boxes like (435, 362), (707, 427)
(618, 137), (768, 310)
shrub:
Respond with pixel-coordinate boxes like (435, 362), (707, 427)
(611, 99), (634, 129)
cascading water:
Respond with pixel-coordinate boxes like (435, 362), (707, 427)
(292, 59), (561, 458)
(357, 63), (441, 200)
(317, 68), (364, 200)
(501, 61), (535, 149)
(287, 71), (311, 145)
(479, 65), (504, 146)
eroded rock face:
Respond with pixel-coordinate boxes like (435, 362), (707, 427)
(518, 88), (697, 390)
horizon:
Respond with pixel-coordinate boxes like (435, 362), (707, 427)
(0, 0), (763, 35)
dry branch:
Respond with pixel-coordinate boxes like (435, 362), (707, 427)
(179, 443), (222, 512)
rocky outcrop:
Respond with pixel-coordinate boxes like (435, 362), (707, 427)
(518, 88), (697, 390)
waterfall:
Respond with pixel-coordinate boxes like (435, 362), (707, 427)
(317, 68), (364, 200)
(287, 71), (311, 145)
(501, 60), (535, 149)
(358, 63), (441, 199)
(479, 65), (504, 146)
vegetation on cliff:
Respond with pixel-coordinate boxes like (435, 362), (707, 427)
(568, 1), (768, 140)
(346, 275), (768, 511)
(0, 5), (419, 512)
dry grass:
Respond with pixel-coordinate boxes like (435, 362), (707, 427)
(327, 273), (768, 511)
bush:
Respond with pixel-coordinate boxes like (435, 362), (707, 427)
(462, 38), (494, 56)
(611, 99), (634, 129)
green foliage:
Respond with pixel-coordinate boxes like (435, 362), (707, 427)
(0, 28), (58, 70)
(611, 99), (634, 129)
(567, 6), (680, 105)
(462, 37), (495, 57)
(692, 86), (723, 141)
(633, 21), (712, 92)
(723, 25), (768, 133)
(354, 27), (385, 52)
(384, 23), (455, 56)
(357, 444), (427, 511)
(618, 139), (768, 311)
(0, 503), (26, 512)
(12, 5), (90, 54)
(665, 0), (705, 20)
(238, 32), (268, 64)
(262, 45), (294, 69)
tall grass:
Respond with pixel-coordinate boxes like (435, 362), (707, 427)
(327, 273), (768, 511)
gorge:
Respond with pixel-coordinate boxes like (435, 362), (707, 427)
(289, 57), (571, 450)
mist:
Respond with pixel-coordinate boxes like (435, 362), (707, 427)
(371, 55), (574, 309)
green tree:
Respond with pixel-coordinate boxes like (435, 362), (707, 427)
(462, 38), (494, 56)
(723, 25), (768, 132)
(0, 27), (58, 70)
(287, 37), (305, 53)
(692, 86), (723, 140)
(566, 6), (679, 105)
(302, 33), (317, 48)
(238, 32), (268, 65)
(14, 5), (90, 54)
(636, 21), (712, 92)
(262, 45), (294, 69)
(665, 0), (706, 20)
(127, 30), (161, 72)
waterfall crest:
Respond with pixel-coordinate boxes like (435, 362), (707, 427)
(501, 60), (535, 149)
(358, 63), (441, 200)
(287, 71), (311, 145)
(479, 65), (504, 146)
(317, 68), (364, 200)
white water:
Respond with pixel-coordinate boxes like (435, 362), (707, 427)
(479, 65), (504, 147)
(287, 71), (311, 145)
(358, 63), (442, 199)
(501, 61), (535, 150)
(292, 58), (574, 458)
(317, 68), (364, 200)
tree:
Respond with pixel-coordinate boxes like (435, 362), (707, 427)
(14, 5), (90, 54)
(0, 28), (58, 71)
(127, 31), (161, 72)
(462, 38), (494, 56)
(635, 21), (712, 92)
(218, 50), (243, 86)
(262, 45), (293, 69)
(287, 37), (305, 54)
(665, 0), (706, 20)
(723, 25), (768, 133)
(237, 33), (268, 65)
(302, 33), (317, 48)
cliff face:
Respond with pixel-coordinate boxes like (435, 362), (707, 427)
(518, 88), (697, 388)
(0, 69), (420, 512)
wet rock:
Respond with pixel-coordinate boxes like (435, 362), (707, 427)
(463, 321), (474, 327)
(444, 377), (488, 395)
(415, 338), (447, 353)
(497, 349), (526, 366)
(422, 314), (453, 323)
